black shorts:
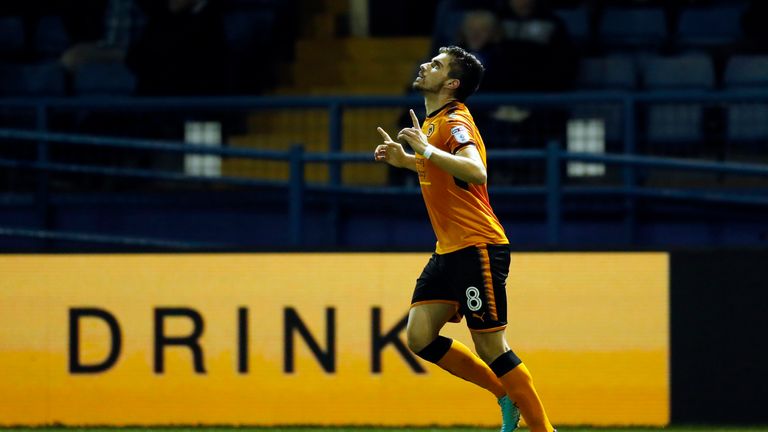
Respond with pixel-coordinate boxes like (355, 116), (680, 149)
(411, 244), (510, 332)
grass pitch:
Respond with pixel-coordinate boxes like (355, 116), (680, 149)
(2, 427), (768, 432)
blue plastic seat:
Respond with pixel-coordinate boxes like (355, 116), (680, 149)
(572, 56), (637, 143)
(724, 55), (768, 89)
(599, 7), (667, 49)
(643, 54), (714, 146)
(724, 55), (768, 143)
(643, 54), (714, 89)
(0, 62), (66, 96)
(225, 10), (275, 48)
(0, 16), (25, 55)
(577, 56), (637, 90)
(73, 63), (137, 95)
(554, 6), (590, 44)
(35, 15), (71, 58)
(677, 5), (745, 48)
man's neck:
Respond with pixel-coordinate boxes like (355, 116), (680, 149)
(424, 93), (458, 117)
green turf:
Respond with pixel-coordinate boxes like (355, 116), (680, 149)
(2, 427), (768, 432)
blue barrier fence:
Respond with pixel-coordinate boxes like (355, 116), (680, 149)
(1, 91), (768, 249)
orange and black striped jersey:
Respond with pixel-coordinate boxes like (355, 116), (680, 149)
(416, 101), (509, 254)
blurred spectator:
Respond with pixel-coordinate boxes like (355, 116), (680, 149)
(479, 0), (576, 184)
(369, 0), (447, 37)
(457, 10), (503, 67)
(489, 0), (577, 91)
(59, 0), (110, 47)
(59, 0), (145, 72)
(125, 0), (229, 95)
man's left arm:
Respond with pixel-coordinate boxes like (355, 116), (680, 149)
(398, 109), (487, 185)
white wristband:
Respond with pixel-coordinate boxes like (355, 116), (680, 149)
(422, 145), (435, 159)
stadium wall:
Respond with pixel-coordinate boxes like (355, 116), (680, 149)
(670, 250), (768, 425)
(1, 193), (765, 250)
(2, 251), (766, 426)
(1, 253), (668, 426)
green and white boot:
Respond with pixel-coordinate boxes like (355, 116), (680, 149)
(498, 394), (520, 432)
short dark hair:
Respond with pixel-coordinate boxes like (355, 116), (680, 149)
(439, 45), (485, 102)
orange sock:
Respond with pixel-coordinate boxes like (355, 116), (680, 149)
(437, 339), (506, 398)
(497, 363), (553, 432)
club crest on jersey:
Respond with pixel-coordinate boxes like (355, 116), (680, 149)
(427, 123), (435, 137)
(451, 125), (470, 143)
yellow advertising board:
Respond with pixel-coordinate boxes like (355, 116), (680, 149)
(0, 253), (668, 426)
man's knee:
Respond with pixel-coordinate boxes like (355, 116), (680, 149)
(406, 318), (454, 363)
(406, 321), (440, 353)
(475, 342), (506, 364)
(409, 333), (453, 363)
(405, 310), (439, 353)
(406, 328), (429, 353)
(406, 303), (456, 358)
(488, 350), (523, 378)
(472, 332), (509, 364)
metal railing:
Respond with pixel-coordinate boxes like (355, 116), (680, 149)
(1, 91), (768, 249)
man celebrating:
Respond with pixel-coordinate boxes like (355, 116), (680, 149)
(374, 46), (555, 432)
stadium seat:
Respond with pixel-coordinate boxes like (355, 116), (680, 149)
(34, 16), (70, 58)
(676, 5), (745, 48)
(0, 16), (25, 56)
(642, 54), (714, 147)
(554, 6), (590, 45)
(223, 10), (276, 52)
(73, 63), (137, 96)
(643, 54), (714, 89)
(223, 9), (277, 91)
(223, 0), (281, 6)
(598, 7), (667, 49)
(0, 62), (66, 96)
(724, 55), (768, 143)
(572, 56), (637, 143)
(724, 55), (768, 89)
(577, 56), (636, 90)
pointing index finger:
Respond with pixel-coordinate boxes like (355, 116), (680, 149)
(409, 109), (421, 129)
(377, 127), (393, 142)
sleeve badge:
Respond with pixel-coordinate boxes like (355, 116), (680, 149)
(450, 125), (471, 143)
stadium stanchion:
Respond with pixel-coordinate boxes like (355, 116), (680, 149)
(35, 104), (52, 250)
(546, 140), (562, 246)
(289, 144), (305, 247)
(622, 97), (638, 244)
(328, 102), (343, 246)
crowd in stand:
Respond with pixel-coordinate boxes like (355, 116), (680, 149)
(431, 0), (767, 94)
(1, 0), (766, 97)
(383, 0), (768, 185)
(0, 0), (291, 96)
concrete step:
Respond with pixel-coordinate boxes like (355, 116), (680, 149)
(243, 108), (404, 145)
(292, 61), (418, 87)
(224, 135), (330, 182)
(294, 37), (430, 63)
(229, 131), (328, 151)
(322, 0), (350, 14)
(273, 84), (406, 96)
(224, 134), (387, 185)
(309, 12), (337, 39)
(246, 109), (329, 134)
(226, 106), (401, 185)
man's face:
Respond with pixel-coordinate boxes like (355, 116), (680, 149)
(413, 53), (456, 94)
(510, 0), (535, 17)
(169, 0), (198, 13)
(462, 14), (496, 51)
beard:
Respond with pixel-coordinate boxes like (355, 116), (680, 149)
(412, 78), (440, 94)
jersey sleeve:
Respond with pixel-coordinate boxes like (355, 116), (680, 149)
(444, 119), (478, 155)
